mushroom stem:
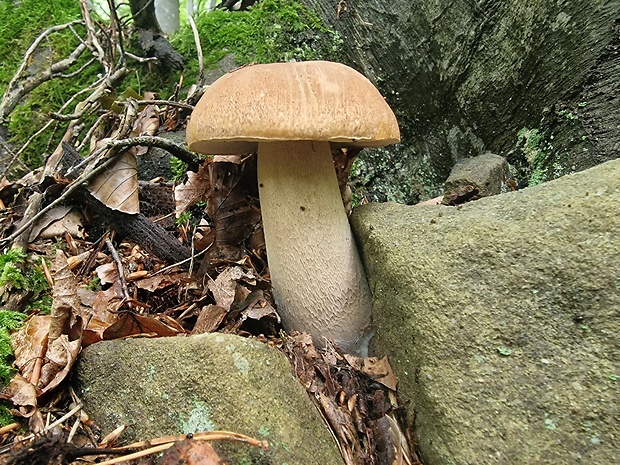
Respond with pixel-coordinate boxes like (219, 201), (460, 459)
(258, 141), (372, 355)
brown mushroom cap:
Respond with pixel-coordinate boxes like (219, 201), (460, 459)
(186, 61), (400, 154)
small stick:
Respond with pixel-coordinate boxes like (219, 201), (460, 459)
(29, 333), (48, 387)
(66, 135), (202, 178)
(117, 430), (269, 451)
(105, 238), (132, 309)
(0, 403), (85, 455)
(188, 15), (204, 89)
(0, 422), (20, 435)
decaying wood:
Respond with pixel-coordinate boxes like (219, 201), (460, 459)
(59, 142), (191, 266)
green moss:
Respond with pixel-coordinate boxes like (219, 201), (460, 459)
(0, 310), (27, 384)
(2, 0), (342, 171)
(0, 249), (27, 290)
(517, 127), (553, 186)
(171, 156), (189, 182)
(0, 310), (27, 426)
(0, 0), (82, 95)
(0, 0), (103, 169)
(173, 0), (343, 85)
(0, 249), (51, 314)
(86, 276), (102, 292)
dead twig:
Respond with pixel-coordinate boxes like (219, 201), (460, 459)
(105, 238), (132, 309)
(0, 403), (84, 455)
(78, 0), (109, 70)
(188, 15), (204, 89)
(118, 99), (195, 110)
(0, 19), (87, 122)
(67, 135), (202, 178)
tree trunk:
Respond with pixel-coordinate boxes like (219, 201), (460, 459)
(300, 0), (620, 202)
(155, 0), (180, 34)
(129, 0), (161, 31)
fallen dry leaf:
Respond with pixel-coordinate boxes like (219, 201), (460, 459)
(208, 267), (255, 311)
(29, 206), (84, 241)
(102, 312), (185, 340)
(95, 261), (119, 285)
(12, 315), (50, 382)
(159, 439), (230, 465)
(133, 272), (185, 292)
(49, 250), (79, 343)
(88, 149), (140, 214)
(90, 282), (124, 324)
(192, 305), (228, 334)
(131, 105), (160, 157)
(174, 160), (211, 217)
(239, 292), (278, 322)
(344, 355), (398, 391)
(8, 374), (38, 417)
(39, 331), (82, 395)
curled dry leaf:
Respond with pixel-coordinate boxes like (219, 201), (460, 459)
(343, 355), (398, 391)
(95, 261), (119, 285)
(174, 159), (210, 217)
(237, 290), (280, 327)
(39, 331), (82, 395)
(12, 315), (50, 382)
(49, 250), (79, 343)
(131, 104), (160, 157)
(133, 272), (185, 292)
(88, 149), (140, 214)
(207, 266), (256, 311)
(10, 319), (82, 403)
(102, 312), (185, 340)
(192, 305), (228, 334)
(28, 206), (85, 241)
(90, 281), (124, 323)
(8, 374), (38, 417)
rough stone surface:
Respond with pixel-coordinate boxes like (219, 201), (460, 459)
(74, 333), (343, 465)
(350, 159), (620, 465)
(302, 0), (620, 202)
(444, 152), (509, 198)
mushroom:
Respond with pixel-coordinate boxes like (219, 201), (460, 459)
(186, 61), (399, 355)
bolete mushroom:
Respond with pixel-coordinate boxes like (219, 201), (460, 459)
(186, 61), (399, 355)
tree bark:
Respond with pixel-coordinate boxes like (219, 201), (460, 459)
(300, 0), (620, 202)
(129, 0), (161, 31)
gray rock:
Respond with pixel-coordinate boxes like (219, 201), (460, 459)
(351, 159), (620, 465)
(444, 152), (509, 200)
(302, 0), (620, 201)
(74, 333), (343, 465)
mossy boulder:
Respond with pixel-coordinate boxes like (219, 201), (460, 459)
(75, 333), (343, 465)
(351, 159), (620, 464)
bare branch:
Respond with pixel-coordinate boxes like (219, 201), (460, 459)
(0, 144), (129, 248)
(66, 135), (202, 179)
(0, 138), (30, 179)
(76, 112), (112, 152)
(124, 51), (158, 63)
(79, 0), (109, 70)
(188, 15), (204, 89)
(0, 42), (88, 122)
(9, 76), (107, 172)
(59, 57), (98, 78)
(120, 99), (195, 110)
